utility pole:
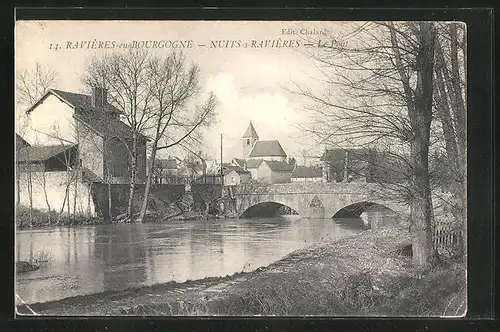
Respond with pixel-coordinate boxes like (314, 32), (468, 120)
(220, 134), (224, 193)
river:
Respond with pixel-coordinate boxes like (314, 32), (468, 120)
(15, 216), (366, 304)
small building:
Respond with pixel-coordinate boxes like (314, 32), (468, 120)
(256, 160), (294, 184)
(223, 163), (251, 184)
(149, 157), (180, 183)
(291, 165), (323, 182)
(16, 144), (97, 216)
(244, 158), (264, 181)
(16, 144), (80, 173)
(197, 164), (251, 186)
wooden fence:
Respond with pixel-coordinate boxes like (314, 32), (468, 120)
(433, 222), (462, 251)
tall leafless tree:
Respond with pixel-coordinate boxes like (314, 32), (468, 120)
(15, 62), (58, 224)
(83, 49), (157, 222)
(137, 52), (217, 222)
(293, 22), (464, 268)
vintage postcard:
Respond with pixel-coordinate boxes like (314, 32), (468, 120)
(14, 20), (467, 317)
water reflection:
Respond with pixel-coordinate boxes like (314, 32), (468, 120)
(16, 216), (364, 304)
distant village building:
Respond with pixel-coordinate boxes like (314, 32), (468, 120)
(149, 157), (180, 184)
(255, 160), (294, 184)
(320, 148), (404, 183)
(291, 165), (323, 182)
(232, 122), (293, 184)
(197, 163), (251, 186)
(16, 87), (148, 215)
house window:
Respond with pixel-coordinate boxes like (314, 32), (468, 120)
(247, 139), (250, 145)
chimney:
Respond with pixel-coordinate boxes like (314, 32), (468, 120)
(91, 87), (107, 108)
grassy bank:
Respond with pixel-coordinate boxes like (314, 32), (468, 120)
(16, 205), (103, 229)
(26, 227), (466, 317)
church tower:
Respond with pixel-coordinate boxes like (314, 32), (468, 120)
(242, 121), (259, 158)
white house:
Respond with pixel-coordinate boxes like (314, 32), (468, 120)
(255, 160), (294, 184)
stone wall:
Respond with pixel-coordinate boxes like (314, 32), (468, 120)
(18, 170), (96, 216)
(91, 183), (186, 220)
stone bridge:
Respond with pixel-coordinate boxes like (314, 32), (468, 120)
(230, 182), (409, 228)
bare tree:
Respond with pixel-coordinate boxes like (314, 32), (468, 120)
(16, 61), (58, 107)
(137, 51), (217, 222)
(15, 62), (58, 224)
(293, 22), (460, 268)
(83, 49), (157, 222)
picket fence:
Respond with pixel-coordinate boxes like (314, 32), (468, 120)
(433, 221), (462, 250)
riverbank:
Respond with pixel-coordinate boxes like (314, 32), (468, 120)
(15, 205), (226, 229)
(23, 227), (466, 317)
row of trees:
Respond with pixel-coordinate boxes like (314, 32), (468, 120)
(296, 22), (466, 268)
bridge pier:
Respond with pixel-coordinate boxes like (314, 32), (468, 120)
(302, 206), (325, 219)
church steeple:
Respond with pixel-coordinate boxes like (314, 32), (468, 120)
(242, 121), (259, 158)
(242, 121), (259, 139)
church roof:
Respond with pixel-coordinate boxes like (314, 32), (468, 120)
(242, 122), (259, 139)
(249, 140), (287, 158)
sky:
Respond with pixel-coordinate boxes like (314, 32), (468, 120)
(15, 20), (350, 163)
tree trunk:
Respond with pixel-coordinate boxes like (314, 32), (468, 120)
(449, 24), (467, 170)
(73, 170), (78, 222)
(449, 24), (467, 259)
(409, 22), (437, 268)
(27, 168), (33, 228)
(138, 140), (159, 223)
(41, 171), (52, 225)
(108, 181), (113, 223)
(126, 135), (138, 222)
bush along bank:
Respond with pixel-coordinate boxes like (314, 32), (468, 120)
(16, 205), (103, 229)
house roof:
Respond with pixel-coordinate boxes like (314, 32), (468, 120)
(74, 112), (148, 141)
(223, 163), (250, 174)
(320, 148), (371, 162)
(26, 88), (148, 141)
(27, 89), (122, 115)
(242, 122), (259, 139)
(292, 166), (323, 178)
(17, 144), (76, 163)
(15, 134), (30, 151)
(249, 140), (287, 158)
(263, 160), (294, 172)
(232, 158), (246, 168)
(245, 159), (264, 169)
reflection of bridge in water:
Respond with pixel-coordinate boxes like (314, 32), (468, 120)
(230, 182), (409, 229)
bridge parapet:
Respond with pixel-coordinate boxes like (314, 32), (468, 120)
(233, 181), (382, 195)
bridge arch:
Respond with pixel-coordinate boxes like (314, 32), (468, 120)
(239, 201), (299, 218)
(332, 201), (399, 229)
